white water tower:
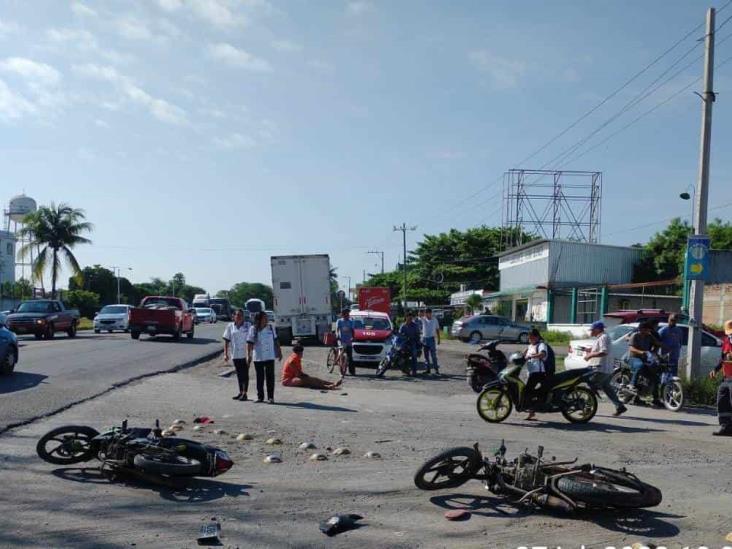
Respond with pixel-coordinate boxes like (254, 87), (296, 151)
(3, 194), (37, 284)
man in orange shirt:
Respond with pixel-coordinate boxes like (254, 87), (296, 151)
(282, 342), (342, 390)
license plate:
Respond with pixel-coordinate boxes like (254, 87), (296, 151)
(146, 326), (156, 332)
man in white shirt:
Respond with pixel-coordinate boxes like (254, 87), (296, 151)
(223, 309), (252, 401)
(584, 321), (626, 417)
(421, 309), (441, 375)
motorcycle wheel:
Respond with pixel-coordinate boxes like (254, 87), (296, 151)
(375, 357), (389, 377)
(476, 387), (512, 423)
(610, 370), (633, 404)
(560, 386), (598, 424)
(662, 380), (684, 412)
(413, 447), (480, 491)
(133, 453), (202, 476)
(36, 425), (100, 465)
(556, 470), (662, 509)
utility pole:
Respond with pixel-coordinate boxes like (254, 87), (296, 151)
(687, 7), (715, 380)
(344, 276), (352, 303)
(110, 266), (121, 304)
(393, 223), (417, 309)
(367, 250), (385, 274)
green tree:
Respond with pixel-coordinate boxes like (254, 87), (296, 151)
(633, 217), (732, 282)
(464, 293), (484, 313)
(0, 279), (33, 300)
(69, 265), (136, 305)
(65, 289), (100, 318)
(225, 282), (273, 309)
(18, 203), (93, 298)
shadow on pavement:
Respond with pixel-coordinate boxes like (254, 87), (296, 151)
(276, 402), (357, 413)
(611, 414), (710, 427)
(430, 493), (681, 538)
(139, 336), (217, 345)
(527, 420), (664, 434)
(0, 371), (47, 394)
(51, 467), (251, 503)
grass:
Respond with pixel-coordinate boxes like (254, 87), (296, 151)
(541, 330), (573, 344)
(78, 317), (93, 331)
(682, 375), (721, 406)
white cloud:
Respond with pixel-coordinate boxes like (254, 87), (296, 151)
(272, 39), (302, 53)
(71, 2), (97, 17)
(347, 1), (373, 15)
(73, 63), (188, 125)
(46, 28), (133, 64)
(0, 57), (61, 87)
(115, 16), (155, 41)
(0, 78), (37, 120)
(157, 0), (183, 11)
(208, 43), (272, 72)
(213, 132), (256, 149)
(468, 49), (526, 89)
(192, 0), (243, 28)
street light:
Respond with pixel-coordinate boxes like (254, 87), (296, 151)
(110, 266), (133, 304)
(679, 187), (696, 313)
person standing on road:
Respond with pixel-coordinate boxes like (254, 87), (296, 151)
(336, 309), (355, 375)
(416, 309), (426, 361)
(399, 311), (421, 376)
(421, 308), (441, 376)
(223, 309), (252, 401)
(247, 311), (282, 404)
(709, 319), (732, 436)
(658, 313), (683, 382)
(584, 321), (627, 417)
(523, 329), (548, 421)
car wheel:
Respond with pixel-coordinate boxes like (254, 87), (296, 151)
(518, 332), (529, 344)
(469, 331), (482, 344)
(67, 323), (77, 338)
(45, 324), (55, 340)
(0, 347), (17, 375)
(94, 329), (101, 334)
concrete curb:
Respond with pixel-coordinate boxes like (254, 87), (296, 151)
(0, 348), (223, 437)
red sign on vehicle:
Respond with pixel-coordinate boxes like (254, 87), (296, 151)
(358, 287), (391, 315)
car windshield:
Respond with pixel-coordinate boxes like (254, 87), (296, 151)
(17, 301), (53, 313)
(195, 308), (211, 314)
(608, 325), (636, 341)
(352, 317), (391, 330)
(143, 298), (180, 309)
(100, 306), (128, 315)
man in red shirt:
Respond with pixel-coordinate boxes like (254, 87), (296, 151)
(282, 342), (342, 390)
(709, 319), (732, 436)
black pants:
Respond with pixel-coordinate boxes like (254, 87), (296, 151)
(718, 378), (732, 427)
(254, 360), (275, 400)
(525, 372), (547, 409)
(233, 358), (249, 393)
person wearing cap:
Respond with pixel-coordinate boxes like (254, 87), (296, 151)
(584, 321), (627, 417)
(282, 342), (343, 390)
(335, 308), (355, 375)
(399, 310), (421, 376)
(658, 313), (683, 383)
(709, 319), (732, 436)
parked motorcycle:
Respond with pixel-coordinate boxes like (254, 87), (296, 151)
(466, 340), (508, 393)
(36, 420), (233, 483)
(414, 440), (662, 512)
(376, 334), (413, 377)
(611, 353), (684, 411)
(476, 354), (598, 424)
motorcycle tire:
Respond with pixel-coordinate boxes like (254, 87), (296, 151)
(36, 425), (100, 465)
(662, 380), (684, 412)
(556, 471), (662, 509)
(560, 386), (598, 424)
(476, 387), (513, 423)
(413, 447), (481, 491)
(133, 453), (202, 476)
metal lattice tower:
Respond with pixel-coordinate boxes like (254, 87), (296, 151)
(501, 169), (602, 249)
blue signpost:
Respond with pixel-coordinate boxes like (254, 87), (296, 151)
(685, 235), (711, 281)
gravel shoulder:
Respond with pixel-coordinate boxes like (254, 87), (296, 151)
(0, 344), (729, 548)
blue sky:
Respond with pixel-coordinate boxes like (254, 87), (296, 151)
(1, 0), (731, 294)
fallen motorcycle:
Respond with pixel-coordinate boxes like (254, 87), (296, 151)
(414, 440), (662, 513)
(466, 340), (508, 393)
(476, 354), (598, 424)
(36, 420), (233, 484)
(611, 353), (684, 411)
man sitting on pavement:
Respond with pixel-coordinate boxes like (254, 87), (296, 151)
(282, 342), (342, 390)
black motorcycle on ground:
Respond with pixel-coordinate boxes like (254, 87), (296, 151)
(376, 334), (413, 377)
(476, 354), (599, 424)
(611, 353), (685, 412)
(414, 440), (662, 513)
(466, 340), (508, 393)
(36, 420), (233, 484)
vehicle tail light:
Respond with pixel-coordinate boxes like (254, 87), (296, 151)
(214, 450), (234, 475)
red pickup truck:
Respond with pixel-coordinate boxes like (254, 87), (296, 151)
(129, 296), (195, 340)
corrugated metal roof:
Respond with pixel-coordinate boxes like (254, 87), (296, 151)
(498, 239), (640, 258)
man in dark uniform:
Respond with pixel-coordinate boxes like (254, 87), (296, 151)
(399, 311), (421, 377)
(709, 319), (732, 437)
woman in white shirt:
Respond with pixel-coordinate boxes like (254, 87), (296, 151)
(223, 309), (252, 401)
(523, 329), (548, 421)
(247, 311), (282, 404)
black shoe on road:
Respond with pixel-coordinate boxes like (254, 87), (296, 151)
(613, 405), (627, 417)
(713, 426), (732, 436)
(232, 394), (242, 400)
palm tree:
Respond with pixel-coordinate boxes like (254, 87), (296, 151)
(18, 203), (93, 299)
(464, 293), (484, 314)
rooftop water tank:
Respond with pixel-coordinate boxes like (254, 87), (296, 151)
(7, 194), (37, 222)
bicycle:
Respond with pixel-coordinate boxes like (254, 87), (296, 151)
(326, 346), (349, 377)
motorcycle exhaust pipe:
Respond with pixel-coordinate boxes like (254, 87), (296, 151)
(532, 493), (574, 514)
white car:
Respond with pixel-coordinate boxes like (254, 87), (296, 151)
(565, 322), (722, 375)
(93, 304), (132, 333)
(349, 311), (394, 366)
(194, 307), (217, 324)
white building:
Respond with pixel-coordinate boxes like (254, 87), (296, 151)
(0, 230), (16, 286)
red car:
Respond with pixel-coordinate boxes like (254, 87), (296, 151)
(129, 296), (195, 340)
(604, 309), (724, 338)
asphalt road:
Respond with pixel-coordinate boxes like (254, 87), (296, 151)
(0, 322), (224, 432)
